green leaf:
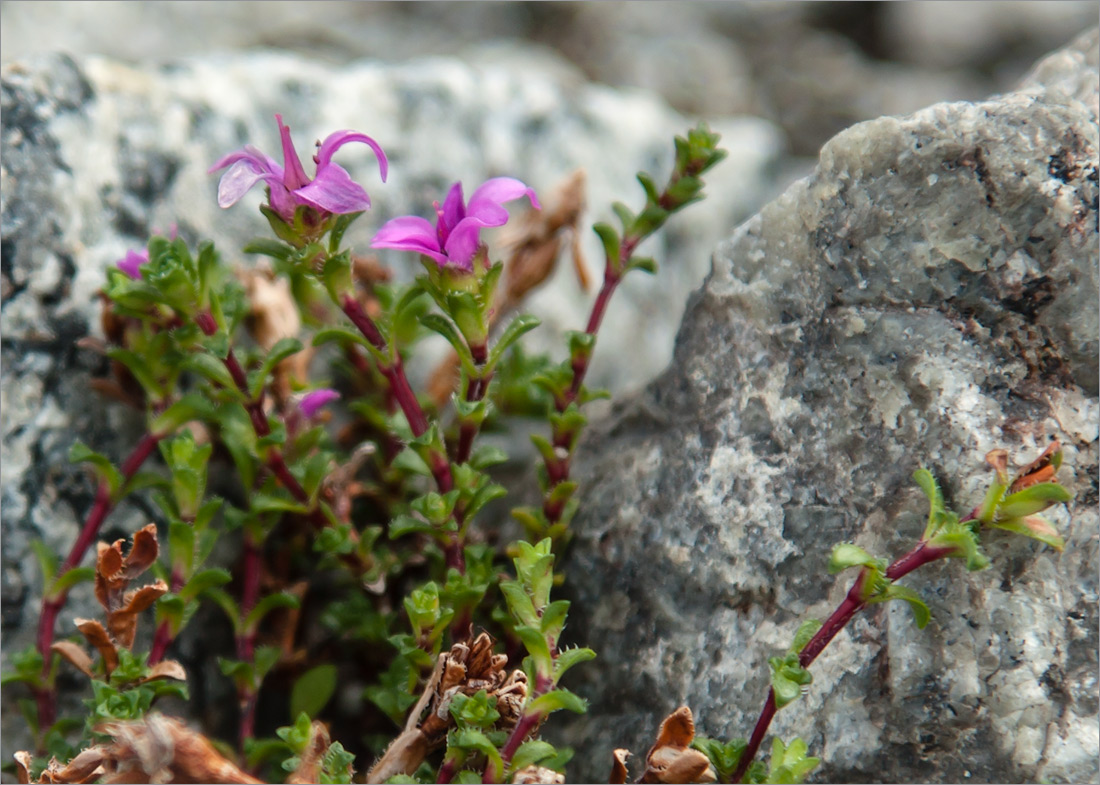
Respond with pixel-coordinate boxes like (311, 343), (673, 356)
(313, 325), (372, 349)
(765, 736), (819, 785)
(509, 740), (557, 775)
(500, 581), (539, 628)
(450, 729), (503, 780)
(68, 441), (124, 497)
(636, 171), (661, 204)
(251, 338), (304, 399)
(789, 620), (822, 655)
(692, 736), (746, 784)
(487, 314), (541, 370)
(629, 256), (659, 275)
(929, 528), (991, 572)
(328, 211), (364, 254)
(250, 492), (308, 515)
(827, 543), (883, 574)
(420, 313), (475, 372)
(244, 592), (301, 634)
(47, 567), (95, 600)
(768, 653), (812, 710)
(989, 515), (1066, 551)
(996, 483), (1072, 520)
(106, 348), (166, 397)
(389, 515), (433, 539)
(243, 238), (294, 261)
(178, 568), (232, 602)
(528, 688), (587, 716)
(514, 625), (552, 675)
(469, 445), (508, 470)
(592, 222), (620, 267)
(868, 584), (931, 629)
(150, 393), (214, 437)
(182, 352), (238, 394)
(554, 647), (596, 681)
(322, 252), (354, 304)
(290, 664), (338, 719)
(449, 690), (500, 730)
(30, 540), (59, 591)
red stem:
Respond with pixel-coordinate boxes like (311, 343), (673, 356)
(488, 673), (554, 783)
(34, 430), (163, 733)
(236, 536), (262, 752)
(729, 541), (955, 783)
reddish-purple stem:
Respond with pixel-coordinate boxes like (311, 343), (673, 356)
(34, 430), (163, 733)
(236, 537), (262, 751)
(487, 673), (554, 783)
(730, 541), (955, 783)
(437, 758), (459, 784)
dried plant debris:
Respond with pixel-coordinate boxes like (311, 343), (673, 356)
(612, 707), (716, 784)
(241, 266), (311, 405)
(52, 525), (184, 682)
(15, 714), (262, 784)
(367, 632), (529, 783)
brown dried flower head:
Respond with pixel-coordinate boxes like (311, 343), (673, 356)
(634, 707), (716, 784)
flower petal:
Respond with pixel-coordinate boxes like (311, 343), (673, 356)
(216, 160), (281, 208)
(440, 182), (466, 234)
(316, 130), (389, 183)
(276, 114), (311, 191)
(466, 177), (541, 226)
(117, 248), (148, 279)
(207, 145), (280, 176)
(294, 162), (372, 214)
(442, 217), (484, 270)
(371, 215), (442, 255)
(299, 389), (340, 419)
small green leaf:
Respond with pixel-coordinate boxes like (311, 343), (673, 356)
(554, 647), (596, 681)
(868, 584), (931, 629)
(251, 338), (304, 399)
(789, 620), (822, 655)
(150, 393), (214, 437)
(313, 326), (372, 349)
(421, 313), (476, 373)
(290, 664), (338, 719)
(996, 483), (1072, 520)
(989, 515), (1066, 551)
(827, 543), (882, 575)
(769, 653), (812, 710)
(528, 688), (587, 716)
(243, 238), (294, 261)
(487, 314), (541, 370)
(47, 567), (95, 601)
(244, 592), (301, 634)
(592, 223), (621, 267)
(182, 352), (238, 394)
(68, 441), (124, 497)
(509, 740), (557, 775)
(178, 568), (232, 601)
(628, 256), (659, 275)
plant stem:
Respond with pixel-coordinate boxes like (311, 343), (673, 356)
(486, 673), (554, 783)
(148, 567), (185, 665)
(237, 535), (262, 752)
(340, 295), (463, 570)
(729, 541), (955, 783)
(196, 312), (328, 529)
(34, 430), (163, 735)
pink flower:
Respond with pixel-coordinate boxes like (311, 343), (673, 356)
(370, 178), (540, 271)
(209, 115), (388, 221)
(117, 248), (148, 279)
(116, 224), (178, 278)
(298, 388), (340, 419)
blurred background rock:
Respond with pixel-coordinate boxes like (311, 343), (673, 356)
(4, 0), (1099, 159)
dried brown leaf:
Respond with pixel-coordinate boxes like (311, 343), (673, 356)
(51, 641), (96, 679)
(14, 751), (34, 784)
(141, 660), (187, 684)
(99, 714), (262, 784)
(108, 580), (168, 651)
(365, 728), (429, 785)
(75, 618), (119, 676)
(121, 525), (159, 579)
(652, 706), (695, 750)
(512, 764), (565, 784)
(640, 707), (716, 784)
(609, 748), (631, 784)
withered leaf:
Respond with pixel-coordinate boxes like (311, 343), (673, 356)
(652, 706), (695, 750)
(75, 618), (119, 676)
(120, 524), (159, 579)
(141, 660), (187, 684)
(108, 580), (168, 651)
(609, 748), (631, 784)
(51, 641), (96, 679)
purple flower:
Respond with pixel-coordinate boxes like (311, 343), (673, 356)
(208, 114), (388, 221)
(371, 178), (540, 271)
(116, 224), (178, 278)
(298, 388), (340, 419)
(117, 248), (148, 279)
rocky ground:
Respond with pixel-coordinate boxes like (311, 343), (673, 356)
(2, 2), (1098, 782)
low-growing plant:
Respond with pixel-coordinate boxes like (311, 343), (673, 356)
(3, 112), (1073, 785)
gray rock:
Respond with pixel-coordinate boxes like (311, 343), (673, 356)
(0, 48), (780, 759)
(559, 30), (1099, 784)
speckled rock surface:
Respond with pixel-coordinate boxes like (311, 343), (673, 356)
(558, 30), (1099, 784)
(0, 47), (780, 760)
